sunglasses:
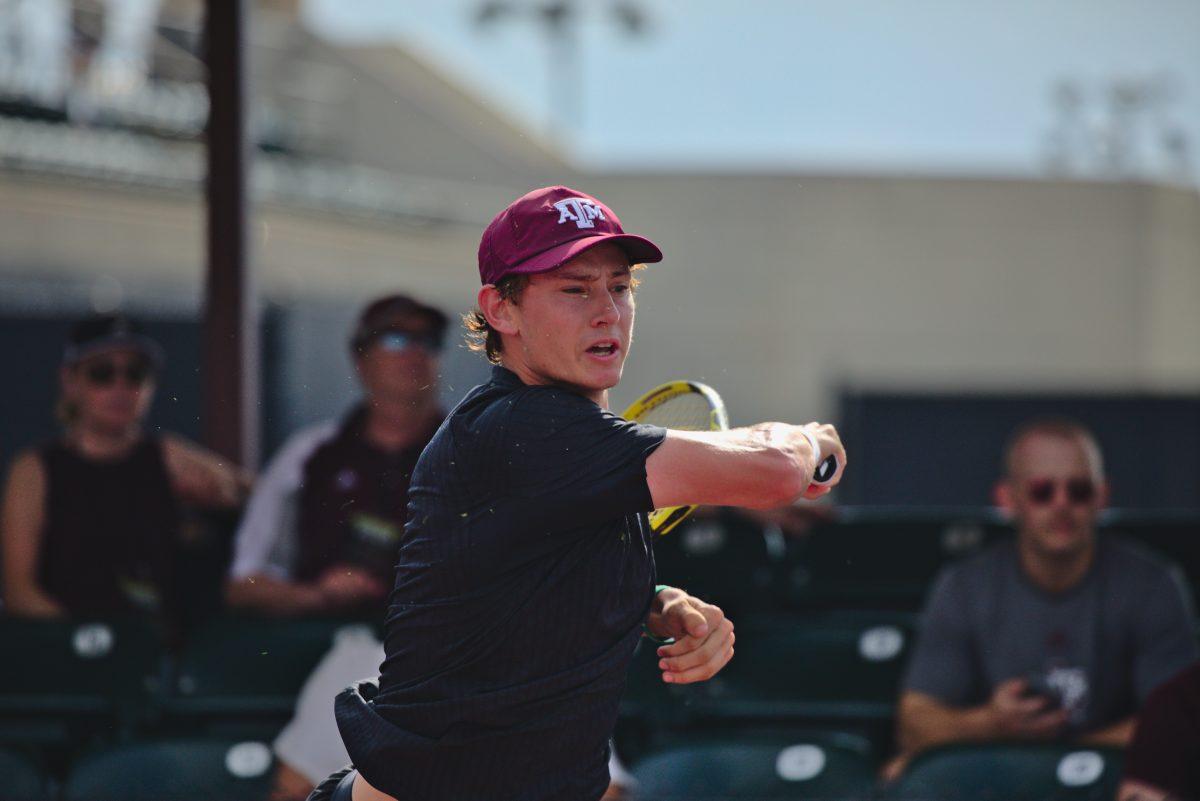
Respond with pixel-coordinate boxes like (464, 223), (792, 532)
(1025, 478), (1097, 506)
(82, 360), (153, 388)
(370, 331), (443, 354)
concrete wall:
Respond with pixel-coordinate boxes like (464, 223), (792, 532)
(587, 175), (1200, 424)
(2, 171), (1196, 447)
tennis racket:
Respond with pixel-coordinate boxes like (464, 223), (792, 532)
(624, 381), (838, 536)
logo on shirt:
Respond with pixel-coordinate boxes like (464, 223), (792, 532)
(1046, 665), (1090, 724)
(554, 198), (606, 229)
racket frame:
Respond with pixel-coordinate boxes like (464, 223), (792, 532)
(623, 380), (729, 537)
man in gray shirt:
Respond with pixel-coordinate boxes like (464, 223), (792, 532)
(893, 418), (1196, 772)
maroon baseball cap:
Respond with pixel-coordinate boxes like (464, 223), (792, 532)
(477, 186), (663, 285)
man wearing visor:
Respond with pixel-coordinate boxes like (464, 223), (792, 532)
(227, 293), (448, 618)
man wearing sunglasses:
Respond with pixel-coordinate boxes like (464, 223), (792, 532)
(889, 418), (1197, 777)
(224, 294), (449, 799)
(226, 293), (448, 619)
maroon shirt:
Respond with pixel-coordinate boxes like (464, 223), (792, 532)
(1124, 661), (1200, 799)
(294, 405), (440, 585)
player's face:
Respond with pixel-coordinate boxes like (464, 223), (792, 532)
(1002, 434), (1107, 560)
(508, 243), (635, 404)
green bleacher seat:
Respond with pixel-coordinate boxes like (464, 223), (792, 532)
(654, 509), (784, 615)
(161, 616), (375, 736)
(885, 744), (1123, 801)
(0, 748), (46, 801)
(1104, 515), (1200, 608)
(620, 611), (914, 757)
(0, 617), (163, 746)
(783, 511), (1006, 610)
(630, 734), (876, 800)
(63, 738), (275, 801)
(687, 612), (915, 720)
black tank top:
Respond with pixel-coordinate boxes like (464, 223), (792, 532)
(38, 436), (180, 617)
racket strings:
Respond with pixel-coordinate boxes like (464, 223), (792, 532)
(634, 393), (715, 431)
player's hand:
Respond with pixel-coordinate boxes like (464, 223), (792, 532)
(644, 588), (734, 684)
(986, 678), (1069, 739)
(316, 564), (388, 605)
(800, 422), (846, 499)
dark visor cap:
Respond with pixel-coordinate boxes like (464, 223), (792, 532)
(351, 293), (449, 353)
(62, 314), (165, 368)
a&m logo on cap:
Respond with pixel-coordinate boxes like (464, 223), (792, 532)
(553, 197), (607, 229)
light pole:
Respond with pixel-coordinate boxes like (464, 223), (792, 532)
(474, 1), (648, 136)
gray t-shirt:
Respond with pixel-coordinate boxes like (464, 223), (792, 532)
(903, 534), (1197, 732)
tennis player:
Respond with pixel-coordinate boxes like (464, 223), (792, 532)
(321, 186), (847, 801)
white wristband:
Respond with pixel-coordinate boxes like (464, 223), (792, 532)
(800, 428), (822, 472)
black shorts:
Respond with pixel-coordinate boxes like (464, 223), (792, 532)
(307, 765), (356, 801)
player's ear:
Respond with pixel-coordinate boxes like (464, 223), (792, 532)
(478, 284), (519, 336)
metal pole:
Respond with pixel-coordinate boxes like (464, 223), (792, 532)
(202, 0), (258, 467)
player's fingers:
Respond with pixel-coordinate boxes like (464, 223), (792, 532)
(679, 604), (710, 639)
(656, 614), (731, 658)
(802, 484), (832, 501)
(663, 642), (735, 684)
(659, 625), (734, 673)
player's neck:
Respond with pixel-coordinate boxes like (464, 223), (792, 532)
(499, 358), (609, 407)
(1017, 536), (1096, 594)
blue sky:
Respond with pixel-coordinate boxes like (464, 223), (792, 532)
(303, 1), (1200, 178)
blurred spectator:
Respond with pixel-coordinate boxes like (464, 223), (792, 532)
(226, 294), (448, 617)
(1117, 661), (1200, 801)
(228, 293), (446, 800)
(269, 624), (384, 801)
(0, 314), (248, 619)
(890, 418), (1197, 776)
(602, 747), (636, 800)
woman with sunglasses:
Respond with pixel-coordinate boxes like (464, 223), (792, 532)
(0, 314), (249, 620)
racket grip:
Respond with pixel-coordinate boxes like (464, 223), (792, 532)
(812, 455), (838, 485)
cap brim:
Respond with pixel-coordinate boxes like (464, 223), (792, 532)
(507, 233), (663, 278)
(64, 335), (165, 368)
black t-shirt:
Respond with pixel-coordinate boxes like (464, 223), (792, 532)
(336, 366), (667, 801)
(1124, 661), (1200, 800)
(38, 436), (180, 618)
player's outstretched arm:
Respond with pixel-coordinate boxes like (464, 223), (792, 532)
(646, 422), (845, 510)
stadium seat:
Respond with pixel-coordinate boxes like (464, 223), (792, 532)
(782, 511), (1006, 610)
(653, 509), (783, 615)
(62, 738), (275, 801)
(686, 612), (915, 719)
(630, 734), (876, 800)
(620, 611), (914, 757)
(0, 748), (46, 801)
(161, 616), (376, 736)
(1105, 515), (1200, 608)
(0, 616), (163, 746)
(885, 744), (1123, 801)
